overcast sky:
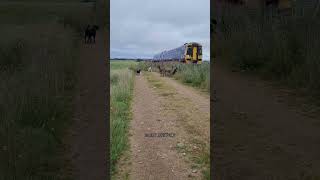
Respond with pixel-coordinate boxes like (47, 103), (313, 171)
(110, 0), (210, 60)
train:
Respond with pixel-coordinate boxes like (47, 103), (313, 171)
(153, 42), (202, 64)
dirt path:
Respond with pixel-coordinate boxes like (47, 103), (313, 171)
(125, 72), (210, 180)
(65, 32), (107, 180)
(161, 76), (210, 114)
(213, 62), (320, 179)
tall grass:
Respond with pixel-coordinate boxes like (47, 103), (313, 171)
(136, 61), (153, 71)
(216, 2), (320, 95)
(0, 3), (94, 179)
(174, 63), (210, 91)
(137, 61), (210, 91)
(0, 23), (78, 180)
(110, 61), (135, 174)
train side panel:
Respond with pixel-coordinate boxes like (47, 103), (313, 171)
(153, 43), (202, 64)
(153, 45), (186, 62)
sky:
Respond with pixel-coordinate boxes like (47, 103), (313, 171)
(110, 0), (210, 60)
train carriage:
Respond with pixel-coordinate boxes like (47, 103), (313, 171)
(153, 42), (202, 64)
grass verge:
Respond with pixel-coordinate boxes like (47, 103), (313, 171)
(110, 60), (136, 175)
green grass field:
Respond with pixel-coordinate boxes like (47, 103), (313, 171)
(0, 2), (94, 179)
(111, 60), (137, 70)
(110, 60), (136, 174)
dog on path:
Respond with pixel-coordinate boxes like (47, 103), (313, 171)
(136, 69), (141, 75)
(84, 25), (99, 44)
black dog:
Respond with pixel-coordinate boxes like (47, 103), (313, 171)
(136, 69), (141, 75)
(84, 25), (99, 43)
(84, 25), (91, 43)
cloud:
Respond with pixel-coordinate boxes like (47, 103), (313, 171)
(111, 0), (210, 60)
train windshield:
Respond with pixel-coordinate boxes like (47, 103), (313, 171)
(198, 46), (202, 55)
(187, 47), (193, 56)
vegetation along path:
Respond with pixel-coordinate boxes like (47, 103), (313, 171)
(213, 61), (320, 179)
(122, 71), (210, 180)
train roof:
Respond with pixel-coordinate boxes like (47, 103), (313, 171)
(185, 42), (202, 46)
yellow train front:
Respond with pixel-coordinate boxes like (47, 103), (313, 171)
(184, 42), (202, 64)
(153, 42), (202, 64)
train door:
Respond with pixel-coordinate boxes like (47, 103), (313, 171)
(193, 46), (197, 62)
